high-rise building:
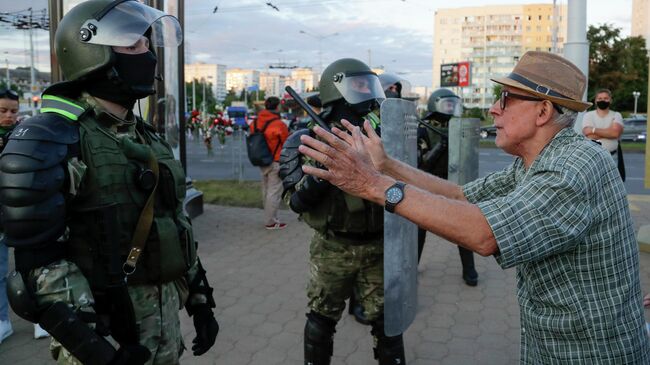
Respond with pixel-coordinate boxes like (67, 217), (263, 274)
(632, 0), (648, 39)
(184, 63), (227, 102)
(433, 4), (567, 109)
(226, 69), (260, 94)
(286, 68), (318, 93)
(260, 72), (285, 97)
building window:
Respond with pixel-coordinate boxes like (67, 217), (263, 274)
(527, 15), (531, 21)
(538, 15), (542, 20)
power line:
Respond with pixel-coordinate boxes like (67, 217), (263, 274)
(0, 8), (49, 30)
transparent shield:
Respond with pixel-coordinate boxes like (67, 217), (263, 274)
(333, 73), (385, 105)
(80, 1), (182, 47)
(435, 96), (463, 117)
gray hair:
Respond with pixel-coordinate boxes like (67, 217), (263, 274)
(553, 105), (578, 128)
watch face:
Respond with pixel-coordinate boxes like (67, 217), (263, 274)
(386, 186), (404, 204)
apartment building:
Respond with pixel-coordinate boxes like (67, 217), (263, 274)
(259, 72), (285, 97)
(632, 0), (648, 39)
(433, 4), (567, 109)
(184, 63), (227, 102)
(226, 68), (260, 94)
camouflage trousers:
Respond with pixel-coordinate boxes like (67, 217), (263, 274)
(307, 232), (384, 322)
(27, 259), (184, 365)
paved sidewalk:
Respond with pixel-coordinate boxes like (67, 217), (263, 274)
(1, 200), (650, 364)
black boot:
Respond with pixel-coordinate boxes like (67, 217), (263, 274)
(371, 321), (406, 365)
(417, 228), (426, 264)
(458, 247), (478, 286)
(304, 312), (336, 365)
(348, 293), (370, 325)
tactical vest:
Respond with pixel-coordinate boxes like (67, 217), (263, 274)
(418, 125), (448, 179)
(44, 95), (195, 286)
(301, 111), (383, 240)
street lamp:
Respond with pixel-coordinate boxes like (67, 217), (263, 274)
(299, 30), (339, 74)
(633, 91), (641, 116)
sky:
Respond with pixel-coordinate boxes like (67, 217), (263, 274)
(0, 0), (638, 87)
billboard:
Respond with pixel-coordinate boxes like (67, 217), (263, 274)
(440, 62), (471, 87)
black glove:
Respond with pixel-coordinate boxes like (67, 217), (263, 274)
(191, 304), (219, 356)
(109, 344), (151, 365)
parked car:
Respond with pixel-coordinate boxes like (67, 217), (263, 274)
(621, 117), (647, 142)
(480, 125), (497, 139)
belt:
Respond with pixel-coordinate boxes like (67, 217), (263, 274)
(330, 230), (383, 243)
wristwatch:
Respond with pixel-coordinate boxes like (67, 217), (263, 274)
(384, 181), (406, 213)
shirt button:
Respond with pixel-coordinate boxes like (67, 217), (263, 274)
(522, 327), (526, 334)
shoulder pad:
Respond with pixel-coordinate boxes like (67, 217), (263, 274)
(10, 112), (80, 145)
(279, 129), (311, 189)
(1, 113), (79, 174)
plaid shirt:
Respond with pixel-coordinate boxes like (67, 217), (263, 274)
(464, 128), (650, 364)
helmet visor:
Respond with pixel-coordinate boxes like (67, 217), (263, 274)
(434, 96), (462, 117)
(81, 1), (182, 47)
(333, 72), (386, 105)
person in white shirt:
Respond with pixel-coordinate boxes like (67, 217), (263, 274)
(582, 88), (624, 155)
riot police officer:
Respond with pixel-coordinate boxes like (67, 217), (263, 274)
(418, 88), (478, 286)
(280, 58), (406, 365)
(0, 1), (218, 364)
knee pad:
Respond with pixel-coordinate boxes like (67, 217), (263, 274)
(304, 311), (337, 364)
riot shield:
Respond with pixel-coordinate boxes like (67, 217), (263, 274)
(380, 98), (419, 336)
(448, 118), (480, 185)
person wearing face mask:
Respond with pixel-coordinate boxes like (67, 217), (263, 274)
(0, 1), (218, 364)
(582, 89), (624, 172)
(280, 58), (405, 364)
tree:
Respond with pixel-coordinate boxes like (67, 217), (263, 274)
(587, 24), (648, 113)
(185, 78), (216, 113)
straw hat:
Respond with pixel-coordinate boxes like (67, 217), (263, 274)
(491, 51), (592, 112)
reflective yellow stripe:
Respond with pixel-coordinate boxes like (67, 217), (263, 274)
(40, 107), (78, 121)
(42, 94), (85, 112)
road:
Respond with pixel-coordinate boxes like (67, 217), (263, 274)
(185, 131), (650, 195)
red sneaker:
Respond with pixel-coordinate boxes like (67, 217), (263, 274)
(265, 222), (287, 230)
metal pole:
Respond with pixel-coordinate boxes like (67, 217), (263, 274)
(192, 78), (196, 111)
(29, 8), (37, 116)
(5, 58), (9, 88)
(564, 0), (589, 133)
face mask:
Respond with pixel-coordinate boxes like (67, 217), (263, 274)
(349, 99), (380, 120)
(86, 51), (157, 110)
(596, 101), (610, 110)
(384, 90), (400, 99)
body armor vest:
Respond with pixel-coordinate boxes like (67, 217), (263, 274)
(418, 125), (448, 179)
(66, 108), (195, 286)
(301, 112), (383, 238)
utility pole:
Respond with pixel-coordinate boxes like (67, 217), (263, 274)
(299, 30), (338, 75)
(192, 78), (196, 111)
(564, 0), (589, 133)
(29, 7), (37, 116)
(367, 49), (372, 68)
(633, 91), (640, 116)
(5, 58), (9, 88)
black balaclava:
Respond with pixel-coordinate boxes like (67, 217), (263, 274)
(596, 100), (610, 110)
(87, 50), (157, 110)
(384, 82), (402, 99)
(323, 98), (381, 127)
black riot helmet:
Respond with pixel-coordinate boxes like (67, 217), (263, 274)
(55, 0), (181, 82)
(378, 73), (413, 99)
(51, 0), (182, 106)
(423, 88), (462, 123)
(319, 58), (385, 112)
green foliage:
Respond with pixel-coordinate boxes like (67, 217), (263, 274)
(463, 107), (484, 120)
(222, 89), (267, 109)
(185, 78), (217, 113)
(0, 81), (22, 97)
(587, 24), (648, 113)
(193, 180), (263, 208)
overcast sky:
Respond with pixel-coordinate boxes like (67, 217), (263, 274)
(0, 0), (637, 87)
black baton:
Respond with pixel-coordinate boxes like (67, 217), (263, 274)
(284, 86), (331, 132)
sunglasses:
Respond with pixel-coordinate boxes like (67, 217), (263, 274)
(0, 89), (19, 101)
(500, 90), (563, 115)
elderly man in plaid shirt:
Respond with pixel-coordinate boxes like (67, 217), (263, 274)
(297, 51), (650, 363)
